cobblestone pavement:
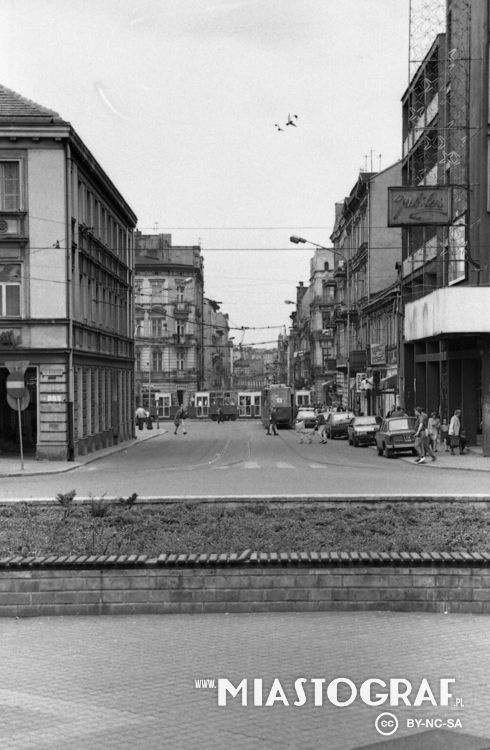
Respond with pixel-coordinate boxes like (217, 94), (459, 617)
(1, 611), (489, 749)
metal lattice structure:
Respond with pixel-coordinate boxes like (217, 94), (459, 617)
(409, 0), (446, 82)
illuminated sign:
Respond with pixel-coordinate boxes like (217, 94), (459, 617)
(388, 186), (452, 226)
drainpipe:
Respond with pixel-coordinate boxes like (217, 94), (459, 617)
(65, 142), (75, 460)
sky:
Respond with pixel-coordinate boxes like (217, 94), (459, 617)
(1, 0), (409, 347)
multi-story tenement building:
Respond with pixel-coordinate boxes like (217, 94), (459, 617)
(400, 0), (490, 452)
(134, 233), (204, 417)
(0, 85), (137, 460)
(287, 250), (337, 405)
(329, 164), (402, 413)
(202, 298), (231, 389)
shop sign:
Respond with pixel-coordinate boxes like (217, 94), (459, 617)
(370, 343), (386, 366)
(388, 186), (452, 226)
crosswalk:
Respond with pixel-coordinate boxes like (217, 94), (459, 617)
(216, 461), (327, 470)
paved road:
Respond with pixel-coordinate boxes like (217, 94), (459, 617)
(0, 610), (488, 749)
(0, 420), (488, 500)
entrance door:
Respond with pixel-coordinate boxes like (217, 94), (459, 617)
(0, 366), (37, 454)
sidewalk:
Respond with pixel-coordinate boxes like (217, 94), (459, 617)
(0, 610), (488, 749)
(0, 425), (167, 477)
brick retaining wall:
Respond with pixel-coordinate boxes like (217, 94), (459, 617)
(0, 551), (489, 617)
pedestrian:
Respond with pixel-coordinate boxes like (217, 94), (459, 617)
(316, 411), (327, 443)
(135, 405), (147, 431)
(217, 406), (223, 424)
(427, 411), (440, 452)
(440, 418), (449, 451)
(413, 406), (436, 464)
(267, 408), (278, 436)
(174, 405), (188, 435)
(149, 404), (159, 429)
(448, 409), (462, 455)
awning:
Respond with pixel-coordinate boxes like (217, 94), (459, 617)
(380, 374), (397, 390)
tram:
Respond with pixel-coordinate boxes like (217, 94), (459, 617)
(260, 384), (295, 428)
(193, 390), (239, 420)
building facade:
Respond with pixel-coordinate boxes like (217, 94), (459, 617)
(134, 233), (204, 417)
(0, 85), (137, 460)
(400, 1), (490, 452)
(329, 164), (402, 413)
(202, 298), (232, 390)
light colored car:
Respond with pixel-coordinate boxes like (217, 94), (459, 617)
(347, 415), (380, 446)
(375, 416), (418, 458)
(324, 411), (355, 439)
(295, 408), (317, 429)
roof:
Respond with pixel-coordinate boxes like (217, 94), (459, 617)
(0, 84), (64, 123)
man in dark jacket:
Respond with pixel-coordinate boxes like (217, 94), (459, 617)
(267, 409), (278, 435)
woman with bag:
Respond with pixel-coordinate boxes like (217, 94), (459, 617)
(448, 409), (462, 455)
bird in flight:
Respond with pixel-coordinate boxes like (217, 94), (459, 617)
(286, 113), (298, 127)
(274, 123), (284, 131)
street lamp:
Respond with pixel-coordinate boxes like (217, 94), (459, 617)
(290, 235), (351, 412)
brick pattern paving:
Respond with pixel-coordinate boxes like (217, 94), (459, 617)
(0, 611), (489, 749)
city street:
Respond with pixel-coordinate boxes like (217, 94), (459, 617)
(0, 419), (488, 501)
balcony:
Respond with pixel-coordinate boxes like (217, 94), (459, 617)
(173, 302), (192, 319)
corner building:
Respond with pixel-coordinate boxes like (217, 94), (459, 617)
(0, 86), (137, 460)
(400, 1), (490, 453)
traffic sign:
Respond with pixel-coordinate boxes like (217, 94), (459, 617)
(7, 388), (30, 411)
(6, 370), (26, 399)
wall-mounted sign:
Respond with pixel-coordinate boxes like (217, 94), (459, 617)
(370, 343), (386, 366)
(388, 186), (452, 226)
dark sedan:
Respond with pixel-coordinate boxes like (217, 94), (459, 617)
(375, 416), (418, 458)
(324, 411), (355, 439)
(347, 416), (380, 446)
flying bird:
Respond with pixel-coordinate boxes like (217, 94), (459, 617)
(286, 113), (298, 127)
(274, 123), (284, 131)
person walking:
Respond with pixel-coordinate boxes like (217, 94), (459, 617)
(217, 406), (223, 424)
(413, 406), (436, 463)
(173, 405), (187, 435)
(135, 405), (147, 431)
(316, 411), (327, 443)
(448, 409), (462, 455)
(427, 411), (440, 453)
(267, 408), (278, 435)
(440, 418), (449, 451)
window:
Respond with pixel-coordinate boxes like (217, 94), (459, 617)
(152, 350), (163, 371)
(177, 352), (185, 371)
(0, 162), (20, 210)
(151, 318), (164, 337)
(177, 322), (186, 340)
(0, 264), (21, 316)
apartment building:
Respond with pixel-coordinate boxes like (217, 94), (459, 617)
(330, 163), (402, 413)
(0, 85), (137, 459)
(134, 233), (204, 417)
(202, 298), (232, 390)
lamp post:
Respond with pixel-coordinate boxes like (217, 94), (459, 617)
(290, 236), (351, 411)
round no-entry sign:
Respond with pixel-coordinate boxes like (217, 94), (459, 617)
(6, 370), (26, 399)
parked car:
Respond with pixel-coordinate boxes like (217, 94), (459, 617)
(295, 408), (318, 429)
(375, 416), (418, 458)
(347, 415), (380, 446)
(324, 411), (355, 439)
